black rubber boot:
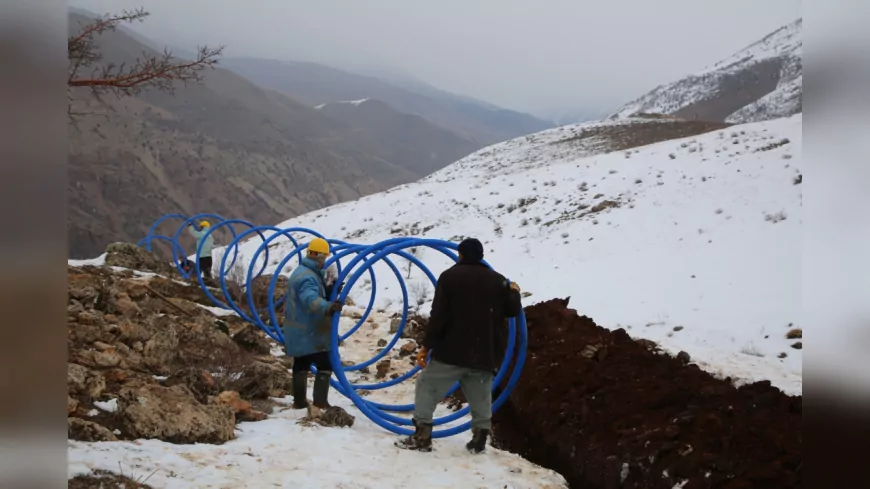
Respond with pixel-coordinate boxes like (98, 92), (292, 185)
(312, 370), (332, 409)
(466, 428), (490, 454)
(292, 372), (309, 409)
(395, 419), (433, 452)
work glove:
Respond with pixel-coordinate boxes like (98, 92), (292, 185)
(416, 347), (429, 369)
(328, 300), (343, 315)
(509, 281), (521, 293)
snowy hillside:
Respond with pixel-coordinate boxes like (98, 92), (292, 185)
(236, 115), (803, 395)
(612, 19), (802, 124)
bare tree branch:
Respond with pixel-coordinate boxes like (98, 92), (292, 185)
(67, 7), (223, 122)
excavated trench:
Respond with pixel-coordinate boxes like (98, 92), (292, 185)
(490, 298), (802, 489)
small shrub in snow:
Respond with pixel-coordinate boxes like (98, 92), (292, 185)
(534, 217), (542, 224)
(520, 218), (529, 226)
(786, 328), (802, 339)
(669, 154), (676, 159)
(793, 174), (802, 185)
(764, 211), (787, 223)
(592, 219), (599, 225)
(701, 176), (707, 182)
(497, 203), (505, 208)
(408, 280), (432, 313)
(561, 232), (569, 238)
(715, 208), (723, 215)
(740, 344), (764, 358)
(688, 147), (698, 153)
(782, 154), (793, 160)
(634, 179), (642, 184)
(609, 169), (618, 174)
(594, 193), (604, 199)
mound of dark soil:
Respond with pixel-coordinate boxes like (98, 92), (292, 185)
(557, 119), (731, 153)
(492, 298), (801, 489)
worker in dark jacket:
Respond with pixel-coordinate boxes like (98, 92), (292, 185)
(396, 238), (522, 453)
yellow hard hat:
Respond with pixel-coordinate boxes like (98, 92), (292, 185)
(307, 237), (330, 255)
(199, 220), (211, 228)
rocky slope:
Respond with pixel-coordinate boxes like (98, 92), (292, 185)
(611, 18), (802, 123)
(66, 245), (291, 445)
(220, 57), (554, 146)
(68, 11), (474, 259)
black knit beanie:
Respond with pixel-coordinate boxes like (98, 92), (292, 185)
(457, 238), (484, 262)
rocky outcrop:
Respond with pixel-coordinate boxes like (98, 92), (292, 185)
(117, 384), (236, 444)
(227, 361), (294, 399)
(104, 242), (172, 275)
(67, 262), (281, 445)
(68, 363), (106, 400)
(68, 417), (118, 442)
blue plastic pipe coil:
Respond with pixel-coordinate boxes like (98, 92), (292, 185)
(139, 214), (527, 438)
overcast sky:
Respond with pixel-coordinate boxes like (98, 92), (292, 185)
(70, 0), (801, 118)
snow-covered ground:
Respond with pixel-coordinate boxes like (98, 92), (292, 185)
(223, 115), (803, 395)
(68, 309), (567, 488)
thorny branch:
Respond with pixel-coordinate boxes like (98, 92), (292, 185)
(67, 7), (223, 122)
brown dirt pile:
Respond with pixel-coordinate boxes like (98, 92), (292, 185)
(492, 298), (802, 489)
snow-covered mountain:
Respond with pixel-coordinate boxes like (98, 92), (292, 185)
(611, 19), (802, 124)
(236, 115), (803, 395)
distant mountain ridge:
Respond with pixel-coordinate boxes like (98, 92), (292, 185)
(611, 18), (802, 123)
(220, 57), (554, 146)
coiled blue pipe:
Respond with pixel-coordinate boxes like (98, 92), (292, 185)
(141, 214), (527, 438)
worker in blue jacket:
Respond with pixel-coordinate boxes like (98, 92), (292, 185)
(284, 237), (344, 409)
(187, 220), (215, 280)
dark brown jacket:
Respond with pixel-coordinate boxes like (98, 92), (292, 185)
(423, 259), (523, 372)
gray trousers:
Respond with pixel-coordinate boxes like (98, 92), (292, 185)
(413, 359), (494, 430)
